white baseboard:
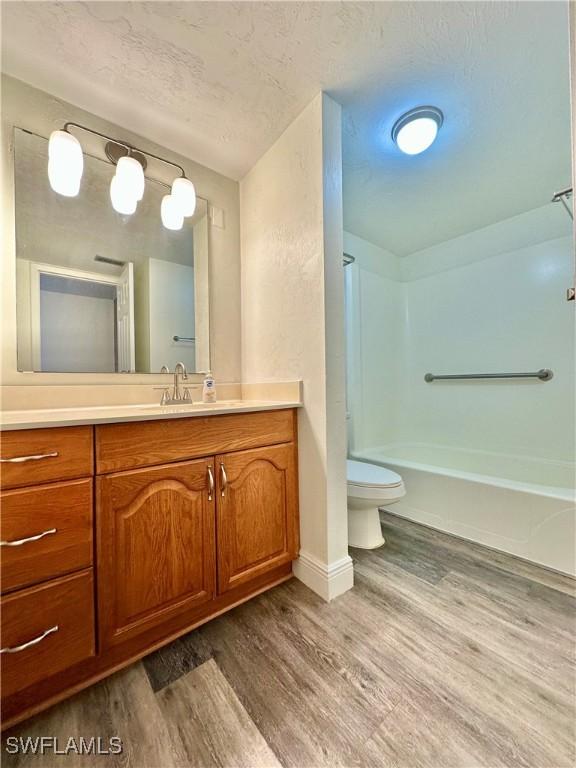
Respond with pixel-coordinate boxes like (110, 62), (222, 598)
(292, 551), (354, 601)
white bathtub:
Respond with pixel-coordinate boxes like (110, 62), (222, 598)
(351, 443), (576, 577)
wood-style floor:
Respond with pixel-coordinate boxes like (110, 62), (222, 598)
(3, 513), (575, 768)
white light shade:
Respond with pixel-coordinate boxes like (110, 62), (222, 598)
(391, 107), (443, 156)
(115, 155), (145, 201)
(171, 177), (196, 217)
(395, 117), (439, 155)
(110, 174), (137, 215)
(47, 130), (83, 196)
(161, 194), (184, 231)
(48, 158), (81, 197)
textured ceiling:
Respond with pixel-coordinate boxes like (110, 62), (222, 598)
(1, 1), (572, 254)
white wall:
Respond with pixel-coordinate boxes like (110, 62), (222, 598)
(346, 203), (575, 466)
(344, 231), (404, 453)
(403, 230), (574, 463)
(40, 290), (115, 373)
(241, 93), (352, 601)
(148, 259), (195, 373)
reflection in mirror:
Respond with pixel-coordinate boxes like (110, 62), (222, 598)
(15, 128), (209, 374)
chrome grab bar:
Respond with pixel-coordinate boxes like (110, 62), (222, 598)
(1, 625), (59, 655)
(1, 528), (57, 547)
(424, 369), (553, 382)
(0, 451), (59, 464)
(173, 336), (195, 342)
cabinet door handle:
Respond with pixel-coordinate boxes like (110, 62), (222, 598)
(0, 451), (59, 464)
(1, 528), (57, 547)
(1, 625), (59, 654)
(220, 463), (228, 497)
(207, 466), (215, 501)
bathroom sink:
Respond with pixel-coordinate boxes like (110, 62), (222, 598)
(136, 400), (245, 412)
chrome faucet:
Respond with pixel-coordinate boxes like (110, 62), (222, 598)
(156, 361), (192, 405)
(173, 362), (188, 401)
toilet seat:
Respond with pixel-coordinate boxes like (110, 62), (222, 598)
(347, 460), (406, 502)
(347, 460), (403, 488)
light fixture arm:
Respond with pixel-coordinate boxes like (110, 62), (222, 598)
(62, 121), (187, 179)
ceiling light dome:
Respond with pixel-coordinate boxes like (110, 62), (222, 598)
(392, 106), (443, 155)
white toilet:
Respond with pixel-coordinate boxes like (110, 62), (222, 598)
(347, 460), (406, 549)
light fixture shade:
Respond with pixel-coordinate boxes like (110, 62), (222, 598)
(171, 177), (196, 217)
(115, 155), (145, 201)
(392, 107), (443, 155)
(47, 130), (83, 196)
(110, 174), (137, 215)
(48, 158), (82, 197)
(161, 194), (184, 231)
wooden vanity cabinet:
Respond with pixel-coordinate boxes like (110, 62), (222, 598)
(1, 408), (299, 730)
(216, 443), (298, 593)
(96, 414), (299, 645)
(97, 458), (217, 649)
(0, 426), (96, 714)
(1, 479), (93, 593)
(1, 570), (96, 699)
(0, 426), (93, 490)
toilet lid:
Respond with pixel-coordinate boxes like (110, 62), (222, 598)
(347, 460), (403, 488)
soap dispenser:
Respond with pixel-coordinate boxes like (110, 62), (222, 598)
(202, 371), (217, 403)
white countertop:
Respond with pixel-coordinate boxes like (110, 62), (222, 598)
(0, 399), (302, 431)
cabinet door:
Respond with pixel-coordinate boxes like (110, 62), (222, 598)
(216, 443), (299, 594)
(97, 459), (216, 649)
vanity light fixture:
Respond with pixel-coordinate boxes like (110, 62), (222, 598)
(171, 177), (196, 217)
(112, 155), (146, 207)
(47, 130), (83, 196)
(161, 194), (185, 231)
(110, 173), (138, 215)
(391, 106), (444, 155)
(46, 122), (196, 229)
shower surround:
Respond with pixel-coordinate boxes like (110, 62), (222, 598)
(345, 203), (576, 575)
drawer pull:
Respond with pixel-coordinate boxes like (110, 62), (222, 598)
(1, 528), (57, 547)
(1, 625), (59, 654)
(220, 462), (228, 497)
(207, 466), (215, 501)
(0, 451), (59, 464)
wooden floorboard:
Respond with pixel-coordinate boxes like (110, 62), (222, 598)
(379, 511), (576, 597)
(157, 659), (282, 768)
(3, 513), (575, 768)
(1, 664), (181, 768)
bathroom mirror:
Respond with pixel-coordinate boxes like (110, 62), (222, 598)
(14, 128), (210, 374)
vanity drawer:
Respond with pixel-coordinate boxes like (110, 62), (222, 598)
(0, 426), (94, 490)
(95, 409), (296, 473)
(1, 479), (93, 593)
(0, 569), (95, 698)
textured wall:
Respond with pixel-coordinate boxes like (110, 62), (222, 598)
(346, 205), (575, 466)
(344, 231), (404, 453)
(402, 227), (574, 463)
(1, 74), (241, 390)
(2, 2), (571, 256)
(241, 93), (351, 598)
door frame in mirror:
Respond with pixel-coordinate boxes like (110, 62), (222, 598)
(20, 262), (135, 373)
